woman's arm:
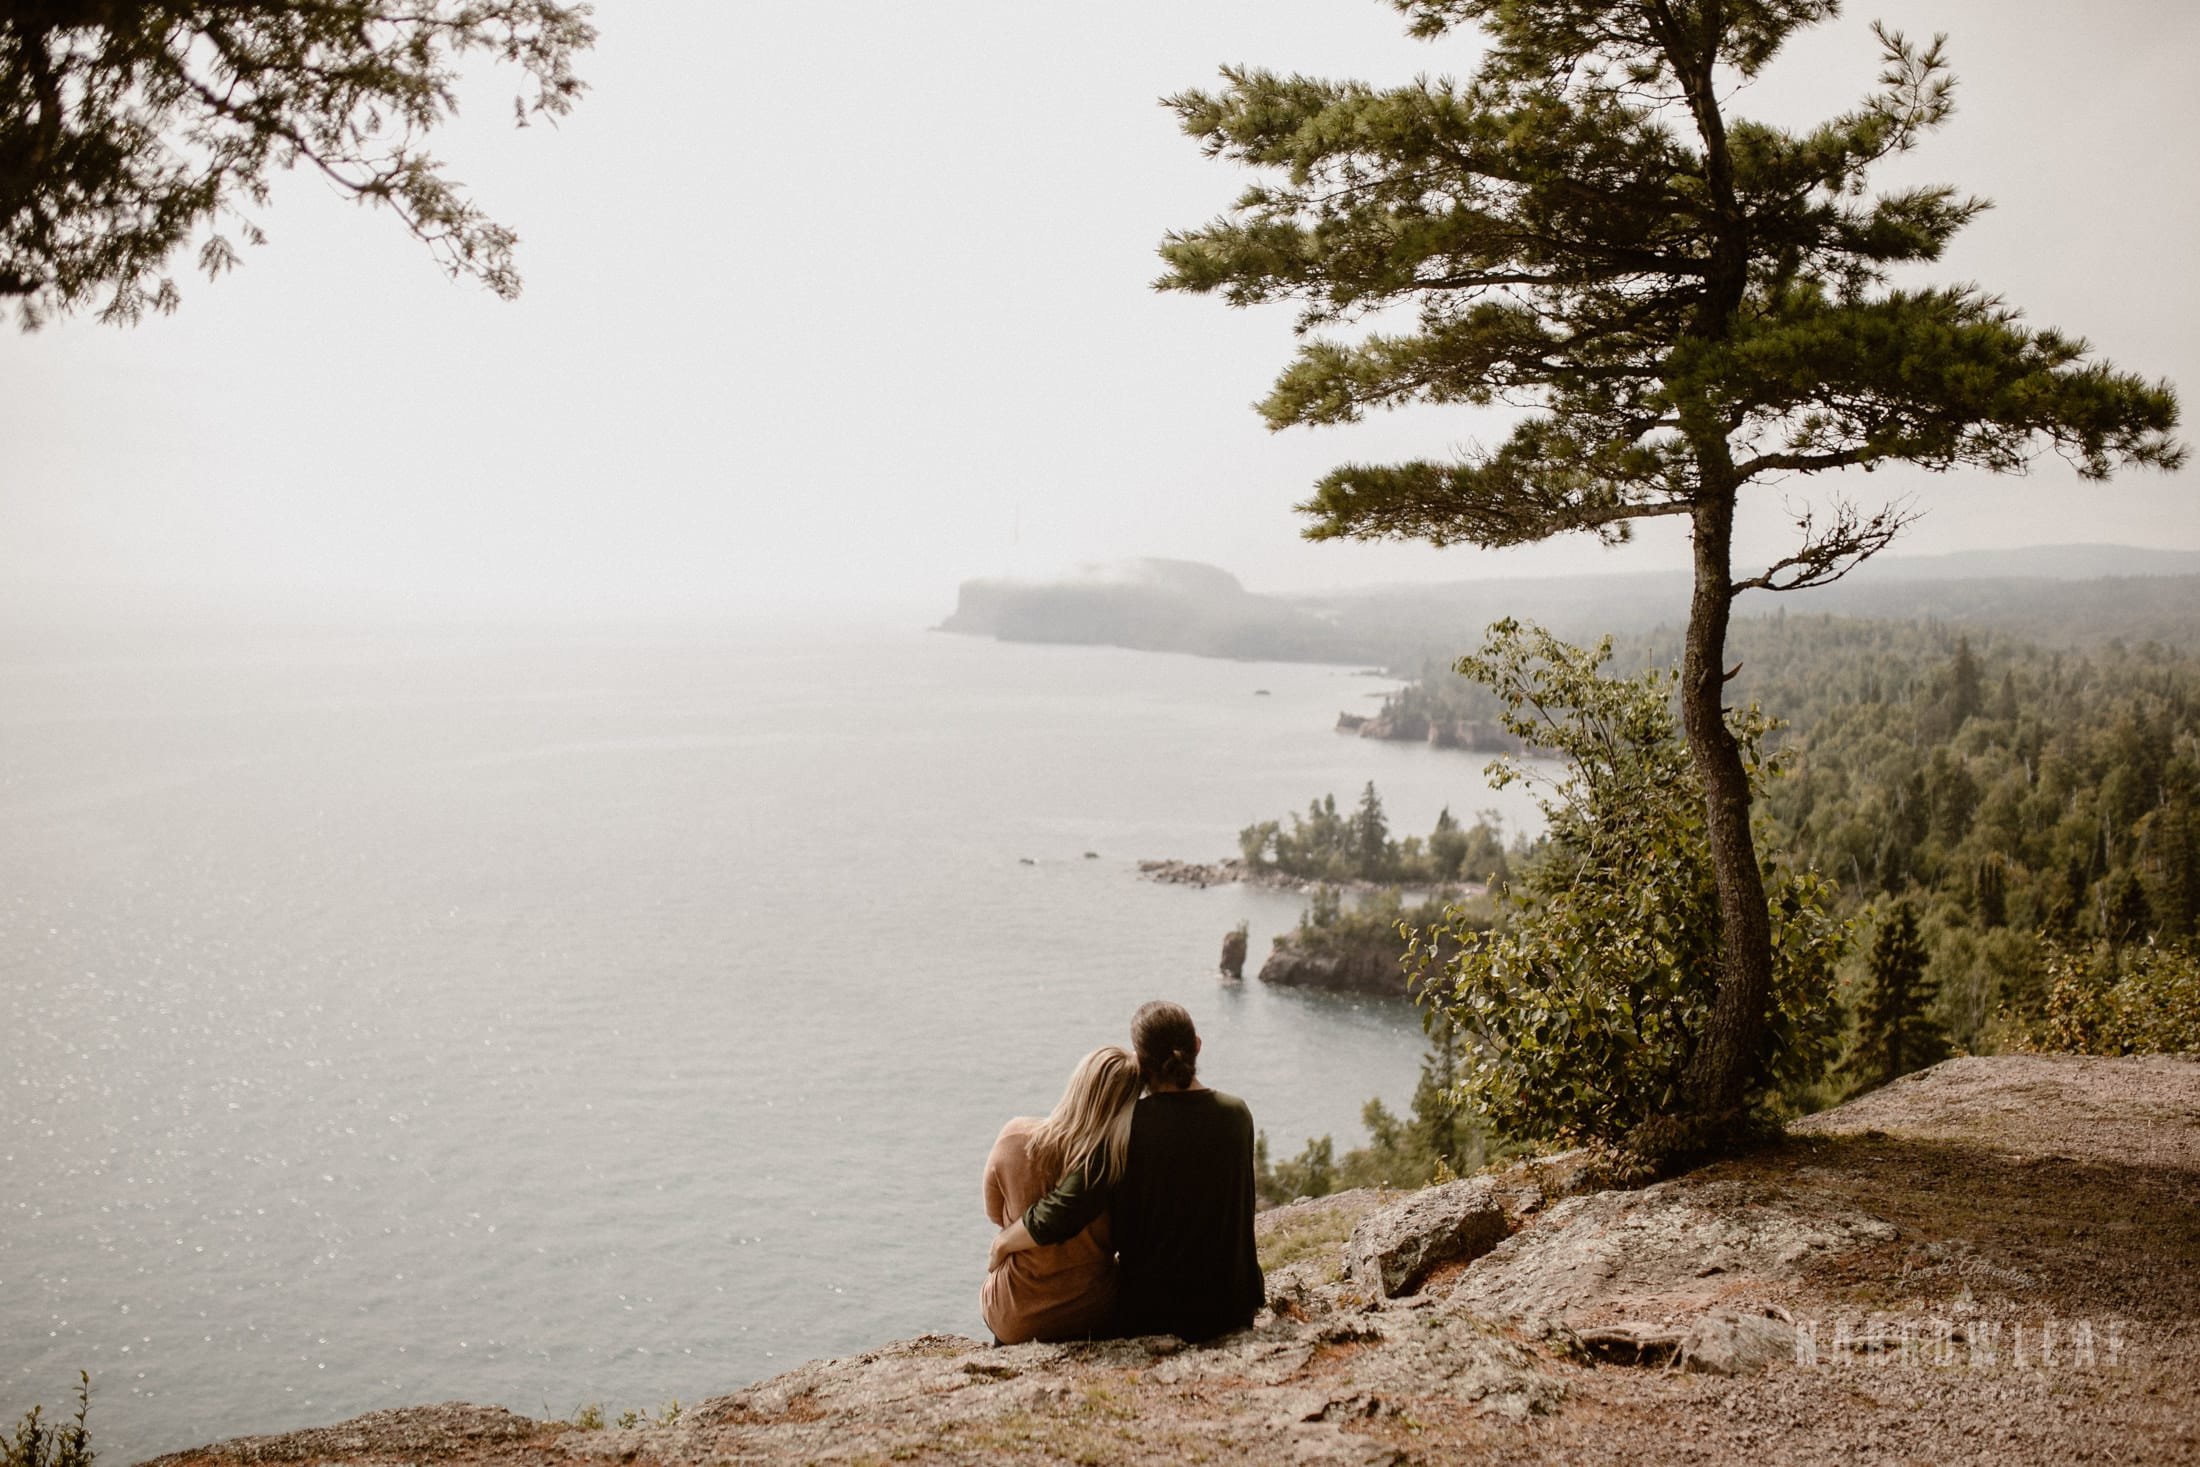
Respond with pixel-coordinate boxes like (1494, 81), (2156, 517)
(983, 1150), (1010, 1230)
(988, 1218), (1036, 1272)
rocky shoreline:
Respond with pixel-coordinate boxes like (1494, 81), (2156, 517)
(1136, 858), (1484, 902)
(1139, 860), (1487, 996)
(1137, 856), (1318, 892)
(1335, 709), (1528, 753)
(142, 1056), (2200, 1466)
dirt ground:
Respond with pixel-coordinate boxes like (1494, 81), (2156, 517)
(1363, 1057), (2200, 1465)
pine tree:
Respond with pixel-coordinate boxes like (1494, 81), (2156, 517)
(2140, 795), (2199, 941)
(1408, 1010), (1469, 1175)
(1973, 852), (2008, 930)
(1428, 804), (1469, 881)
(1947, 637), (1984, 727)
(1353, 781), (1391, 878)
(1161, 1), (2181, 1141)
(2100, 870), (2155, 949)
(1847, 901), (1947, 1092)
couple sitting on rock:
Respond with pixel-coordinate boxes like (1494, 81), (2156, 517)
(982, 1000), (1265, 1345)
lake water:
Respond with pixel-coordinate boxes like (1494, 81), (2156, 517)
(0, 618), (1542, 1460)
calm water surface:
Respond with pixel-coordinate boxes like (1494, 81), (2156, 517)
(0, 619), (1542, 1459)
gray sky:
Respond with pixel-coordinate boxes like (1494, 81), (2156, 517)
(3, 0), (2194, 621)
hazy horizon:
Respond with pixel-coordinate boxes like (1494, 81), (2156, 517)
(4, 0), (2194, 623)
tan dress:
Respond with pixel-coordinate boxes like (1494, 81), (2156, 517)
(981, 1117), (1116, 1343)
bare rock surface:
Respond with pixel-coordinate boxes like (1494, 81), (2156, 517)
(146, 1056), (2200, 1466)
(1344, 1178), (1509, 1297)
(1789, 1053), (2200, 1170)
(1676, 1307), (1802, 1376)
(141, 1405), (551, 1467)
(1447, 1176), (1898, 1329)
(1256, 940), (1412, 996)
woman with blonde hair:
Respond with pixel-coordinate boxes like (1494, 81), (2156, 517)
(981, 1045), (1140, 1343)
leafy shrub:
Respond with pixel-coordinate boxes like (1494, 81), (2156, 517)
(1255, 1015), (1493, 1205)
(1254, 1131), (1337, 1205)
(2012, 940), (2200, 1055)
(6, 1375), (91, 1467)
(1408, 623), (1848, 1157)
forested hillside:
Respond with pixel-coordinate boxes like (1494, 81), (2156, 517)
(1256, 613), (2198, 1198)
(1751, 622), (2196, 1049)
(1381, 612), (2198, 1050)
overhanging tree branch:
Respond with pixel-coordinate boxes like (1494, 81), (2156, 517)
(1729, 495), (1917, 594)
(1, 0), (594, 327)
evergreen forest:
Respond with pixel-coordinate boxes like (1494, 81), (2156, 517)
(1256, 610), (2200, 1202)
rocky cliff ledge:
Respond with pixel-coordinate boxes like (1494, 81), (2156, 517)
(1335, 709), (1528, 754)
(146, 1056), (2199, 1466)
(1254, 940), (1411, 997)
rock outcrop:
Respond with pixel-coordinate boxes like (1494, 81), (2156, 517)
(1219, 923), (1248, 981)
(1449, 1177), (1898, 1332)
(1255, 939), (1408, 997)
(1254, 913), (1478, 998)
(143, 1404), (553, 1467)
(147, 1056), (2200, 1467)
(1338, 709), (1528, 753)
(1343, 1179), (1509, 1298)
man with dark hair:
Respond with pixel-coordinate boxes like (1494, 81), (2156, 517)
(988, 1001), (1264, 1341)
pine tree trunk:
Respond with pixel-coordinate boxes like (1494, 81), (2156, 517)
(1676, 489), (1775, 1131)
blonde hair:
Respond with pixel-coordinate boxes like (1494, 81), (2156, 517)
(1025, 1046), (1139, 1191)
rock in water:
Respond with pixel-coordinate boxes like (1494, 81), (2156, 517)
(1344, 1178), (1508, 1297)
(1220, 923), (1248, 980)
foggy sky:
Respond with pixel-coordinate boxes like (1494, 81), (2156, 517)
(3, 0), (2194, 622)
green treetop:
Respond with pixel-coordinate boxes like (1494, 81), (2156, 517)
(1844, 899), (1946, 1093)
(1160, 0), (2182, 1142)
(2, 1), (594, 327)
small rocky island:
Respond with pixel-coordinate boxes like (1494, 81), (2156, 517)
(145, 1055), (2200, 1465)
(1140, 859), (1487, 999)
(1334, 708), (1526, 753)
(1140, 783), (1509, 998)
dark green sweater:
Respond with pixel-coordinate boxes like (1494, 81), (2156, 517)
(1023, 1088), (1264, 1341)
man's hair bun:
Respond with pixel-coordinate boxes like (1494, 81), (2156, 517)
(1132, 1001), (1199, 1088)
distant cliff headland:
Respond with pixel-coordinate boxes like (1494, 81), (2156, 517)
(937, 558), (1368, 663)
(939, 548), (2200, 671)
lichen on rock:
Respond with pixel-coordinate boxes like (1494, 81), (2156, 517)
(1343, 1178), (1510, 1298)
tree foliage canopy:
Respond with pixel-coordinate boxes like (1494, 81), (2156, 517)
(1161, 2), (2182, 561)
(1, 1), (593, 327)
(1407, 621), (1846, 1154)
(1843, 898), (1945, 1092)
(2015, 939), (2200, 1058)
(1238, 783), (1510, 885)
